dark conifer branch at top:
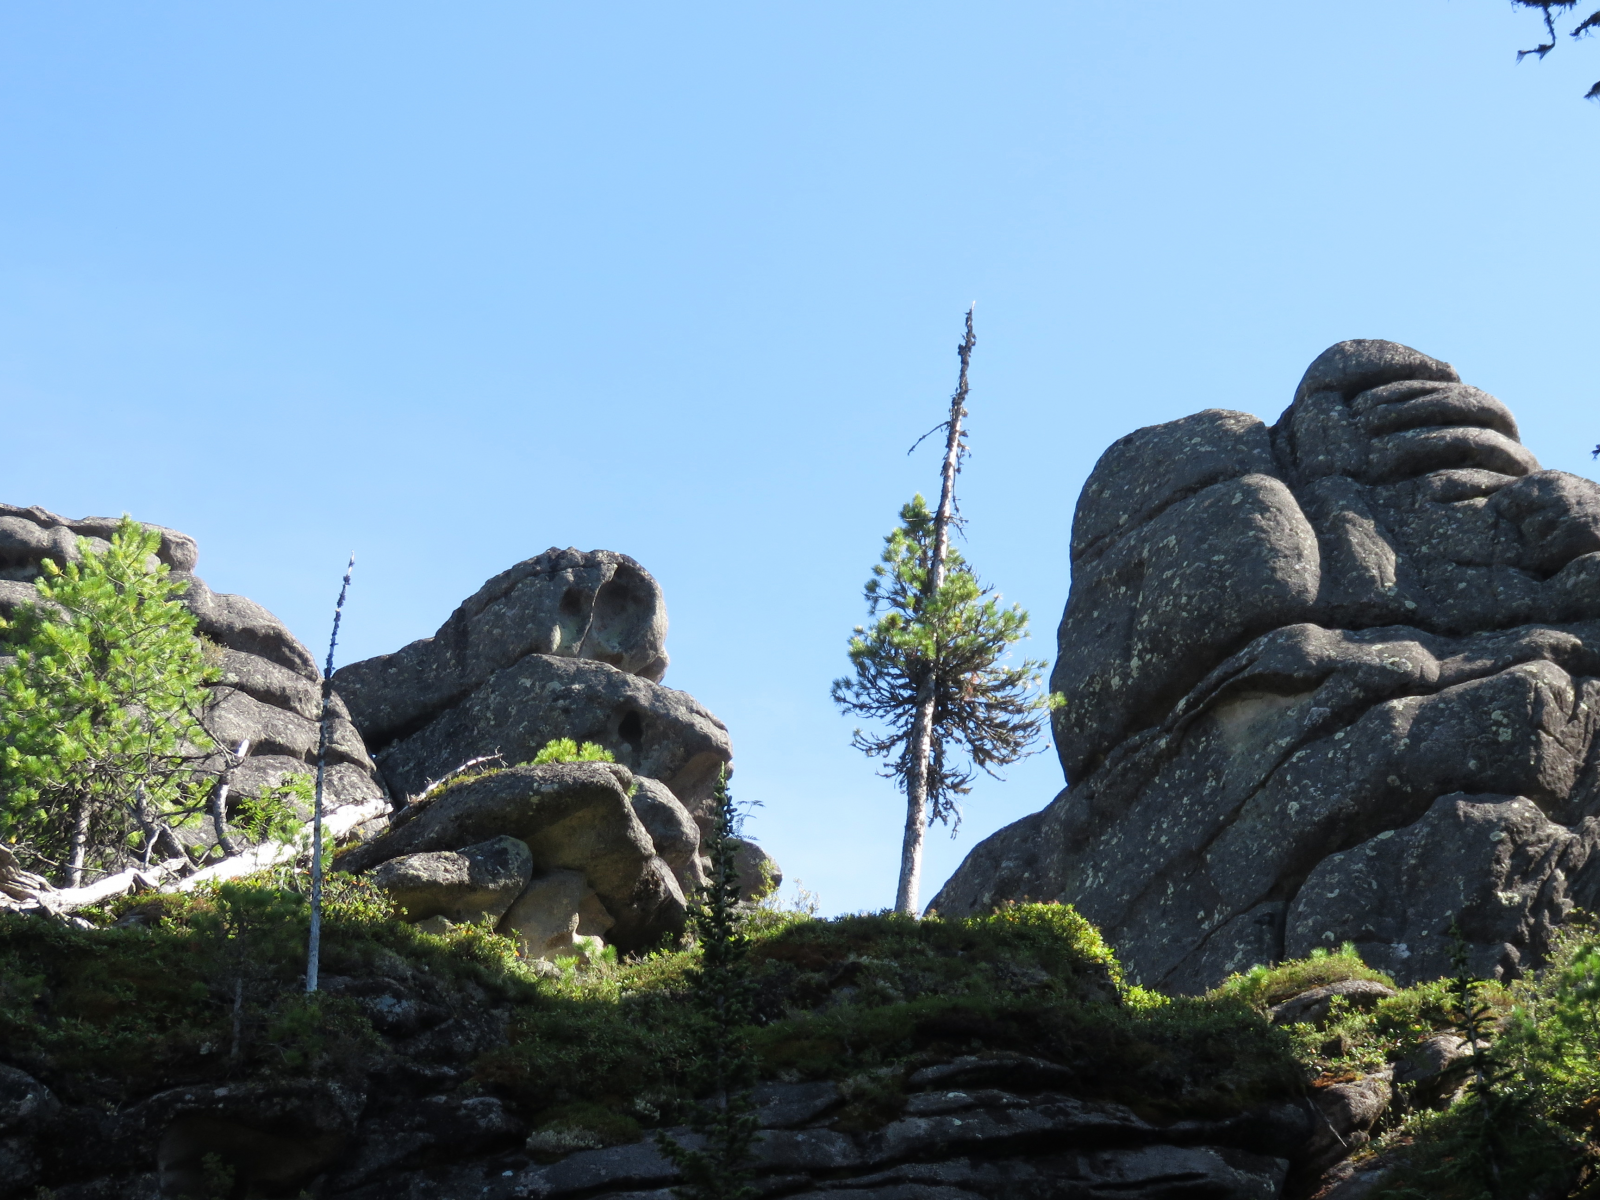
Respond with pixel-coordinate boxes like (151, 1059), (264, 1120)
(1513, 0), (1600, 98)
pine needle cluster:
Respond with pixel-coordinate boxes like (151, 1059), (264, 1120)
(832, 494), (1051, 833)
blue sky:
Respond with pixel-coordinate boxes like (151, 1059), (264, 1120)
(3, 2), (1597, 915)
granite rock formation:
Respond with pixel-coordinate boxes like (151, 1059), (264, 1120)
(0, 505), (388, 851)
(0, 516), (771, 955)
(369, 835), (535, 926)
(332, 548), (733, 826)
(341, 762), (687, 955)
(933, 340), (1600, 991)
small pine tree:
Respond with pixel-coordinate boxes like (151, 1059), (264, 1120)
(656, 768), (761, 1200)
(0, 517), (217, 886)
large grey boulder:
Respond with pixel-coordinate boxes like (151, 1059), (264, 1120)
(366, 652), (732, 824)
(0, 506), (387, 863)
(934, 340), (1600, 990)
(340, 762), (686, 953)
(371, 835), (533, 924)
(497, 867), (616, 959)
(730, 837), (783, 901)
(331, 548), (734, 826)
(331, 547), (669, 746)
(630, 777), (707, 893)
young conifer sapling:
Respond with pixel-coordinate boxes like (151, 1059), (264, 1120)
(656, 767), (761, 1200)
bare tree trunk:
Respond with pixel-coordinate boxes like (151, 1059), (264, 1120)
(67, 796), (92, 888)
(307, 555), (355, 995)
(896, 307), (975, 917)
(210, 739), (250, 858)
(896, 685), (933, 914)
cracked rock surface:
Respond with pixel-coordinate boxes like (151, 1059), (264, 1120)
(933, 340), (1600, 991)
(332, 548), (734, 825)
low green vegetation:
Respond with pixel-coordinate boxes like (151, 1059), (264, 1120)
(1363, 923), (1600, 1200)
(1, 880), (1302, 1130)
(0, 873), (538, 1105)
(9, 872), (1600, 1197)
(1208, 931), (1600, 1199)
(530, 738), (615, 766)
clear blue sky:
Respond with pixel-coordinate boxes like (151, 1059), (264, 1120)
(3, 3), (1596, 915)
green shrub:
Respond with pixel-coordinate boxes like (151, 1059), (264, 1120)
(1211, 943), (1394, 1011)
(476, 902), (1304, 1131)
(0, 871), (543, 1103)
(530, 738), (615, 765)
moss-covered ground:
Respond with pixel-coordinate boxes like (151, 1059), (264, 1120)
(6, 876), (1600, 1196)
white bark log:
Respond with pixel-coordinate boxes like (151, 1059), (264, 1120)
(1, 856), (189, 916)
(0, 796), (391, 915)
(170, 797), (389, 893)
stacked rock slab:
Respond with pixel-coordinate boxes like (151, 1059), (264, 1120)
(332, 548), (732, 825)
(333, 547), (782, 915)
(933, 340), (1600, 991)
(0, 505), (387, 856)
(339, 762), (687, 956)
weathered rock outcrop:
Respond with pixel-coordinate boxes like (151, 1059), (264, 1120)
(342, 762), (687, 955)
(934, 340), (1600, 991)
(332, 549), (733, 826)
(370, 836), (534, 925)
(0, 505), (388, 849)
(1, 517), (768, 951)
(5, 1052), (1373, 1200)
(332, 548), (669, 745)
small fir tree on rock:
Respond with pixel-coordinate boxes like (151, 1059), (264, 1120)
(656, 767), (761, 1200)
(0, 516), (217, 886)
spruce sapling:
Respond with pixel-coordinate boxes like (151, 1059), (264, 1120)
(1448, 918), (1505, 1194)
(0, 517), (217, 886)
(656, 768), (761, 1200)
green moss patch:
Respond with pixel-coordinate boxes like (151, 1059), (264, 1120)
(475, 902), (1305, 1129)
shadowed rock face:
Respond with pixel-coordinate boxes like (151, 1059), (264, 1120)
(340, 762), (687, 953)
(933, 340), (1600, 991)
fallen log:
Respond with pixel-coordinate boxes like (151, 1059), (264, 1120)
(0, 797), (392, 914)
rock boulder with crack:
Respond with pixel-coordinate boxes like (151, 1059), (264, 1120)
(933, 340), (1600, 991)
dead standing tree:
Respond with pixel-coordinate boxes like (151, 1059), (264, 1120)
(897, 309), (975, 915)
(834, 308), (1054, 916)
(306, 554), (354, 994)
